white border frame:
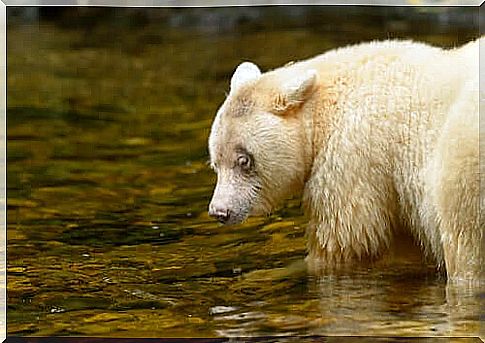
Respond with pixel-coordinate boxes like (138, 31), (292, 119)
(2, 0), (484, 6)
(1, 1), (5, 342)
(0, 2), (482, 342)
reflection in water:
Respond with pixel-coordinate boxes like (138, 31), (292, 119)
(6, 7), (483, 338)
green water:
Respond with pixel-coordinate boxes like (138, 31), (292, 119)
(7, 15), (483, 338)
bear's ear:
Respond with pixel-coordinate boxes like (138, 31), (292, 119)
(230, 62), (261, 92)
(274, 69), (317, 114)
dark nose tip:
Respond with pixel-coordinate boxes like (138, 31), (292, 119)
(209, 206), (230, 223)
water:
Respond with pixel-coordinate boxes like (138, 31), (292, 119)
(6, 9), (483, 338)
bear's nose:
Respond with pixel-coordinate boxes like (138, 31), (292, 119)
(208, 205), (230, 223)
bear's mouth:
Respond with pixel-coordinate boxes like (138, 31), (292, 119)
(228, 207), (251, 225)
(210, 205), (251, 226)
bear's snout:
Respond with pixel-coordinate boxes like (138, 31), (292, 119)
(208, 203), (231, 224)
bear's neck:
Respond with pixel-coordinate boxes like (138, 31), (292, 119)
(302, 82), (340, 182)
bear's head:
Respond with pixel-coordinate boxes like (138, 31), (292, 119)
(208, 61), (318, 224)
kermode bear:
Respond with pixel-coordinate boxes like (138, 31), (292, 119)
(207, 38), (483, 282)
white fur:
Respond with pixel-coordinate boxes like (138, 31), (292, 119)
(209, 38), (483, 282)
(282, 69), (318, 104)
(230, 61), (261, 92)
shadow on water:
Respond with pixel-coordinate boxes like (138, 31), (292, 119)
(6, 6), (483, 338)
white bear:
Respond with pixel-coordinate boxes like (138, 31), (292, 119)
(208, 38), (483, 282)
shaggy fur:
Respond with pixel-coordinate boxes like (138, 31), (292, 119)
(208, 38), (483, 282)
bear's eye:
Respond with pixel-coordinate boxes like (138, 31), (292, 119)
(237, 155), (250, 169)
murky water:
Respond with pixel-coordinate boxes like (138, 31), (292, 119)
(7, 8), (484, 338)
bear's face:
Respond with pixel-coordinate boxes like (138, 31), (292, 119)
(208, 62), (317, 224)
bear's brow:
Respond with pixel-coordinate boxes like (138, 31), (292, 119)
(234, 144), (249, 155)
(228, 96), (255, 117)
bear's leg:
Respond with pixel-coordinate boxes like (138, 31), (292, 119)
(303, 111), (400, 272)
(426, 84), (483, 282)
(434, 159), (482, 282)
(303, 160), (398, 271)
